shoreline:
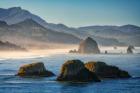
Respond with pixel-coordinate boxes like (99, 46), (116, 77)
(0, 46), (139, 59)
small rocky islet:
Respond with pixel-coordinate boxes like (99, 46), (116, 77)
(85, 61), (131, 79)
(16, 60), (131, 82)
(16, 62), (55, 77)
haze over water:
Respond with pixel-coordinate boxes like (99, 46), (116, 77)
(0, 46), (140, 59)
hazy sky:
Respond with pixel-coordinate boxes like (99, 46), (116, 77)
(0, 0), (140, 27)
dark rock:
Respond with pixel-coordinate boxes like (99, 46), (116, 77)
(0, 21), (7, 26)
(17, 62), (55, 77)
(85, 61), (131, 78)
(69, 49), (78, 53)
(127, 45), (134, 54)
(105, 50), (108, 54)
(114, 46), (117, 49)
(78, 37), (100, 54)
(57, 60), (100, 82)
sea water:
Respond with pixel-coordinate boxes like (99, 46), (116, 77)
(0, 54), (140, 93)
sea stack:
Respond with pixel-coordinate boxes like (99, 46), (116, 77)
(57, 60), (100, 82)
(17, 62), (55, 77)
(127, 45), (134, 54)
(78, 37), (100, 54)
(85, 61), (131, 78)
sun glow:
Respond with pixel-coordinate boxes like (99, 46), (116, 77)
(0, 45), (78, 59)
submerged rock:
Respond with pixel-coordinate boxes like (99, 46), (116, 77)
(85, 61), (131, 78)
(17, 62), (55, 77)
(57, 60), (100, 82)
(78, 37), (100, 54)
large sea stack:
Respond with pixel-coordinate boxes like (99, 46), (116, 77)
(85, 61), (131, 78)
(57, 60), (100, 82)
(78, 37), (100, 54)
(17, 62), (55, 77)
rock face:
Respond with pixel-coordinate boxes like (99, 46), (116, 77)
(85, 61), (131, 78)
(57, 60), (100, 82)
(127, 45), (134, 54)
(78, 37), (100, 54)
(17, 62), (55, 77)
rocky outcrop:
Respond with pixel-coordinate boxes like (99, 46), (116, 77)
(85, 61), (131, 78)
(57, 60), (100, 82)
(105, 50), (108, 54)
(127, 45), (134, 54)
(69, 49), (78, 53)
(17, 62), (55, 77)
(78, 37), (100, 54)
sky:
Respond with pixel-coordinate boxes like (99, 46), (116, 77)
(0, 0), (140, 27)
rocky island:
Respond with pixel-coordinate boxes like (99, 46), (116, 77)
(78, 37), (100, 54)
(85, 61), (131, 78)
(17, 62), (55, 77)
(57, 60), (100, 82)
(127, 45), (135, 54)
(69, 37), (100, 54)
(57, 59), (131, 82)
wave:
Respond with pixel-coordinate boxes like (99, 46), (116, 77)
(131, 76), (140, 79)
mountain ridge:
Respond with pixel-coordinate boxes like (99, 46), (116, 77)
(0, 18), (81, 49)
(0, 7), (140, 46)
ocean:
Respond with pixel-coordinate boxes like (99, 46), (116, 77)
(0, 53), (140, 93)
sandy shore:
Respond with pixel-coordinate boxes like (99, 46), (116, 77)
(0, 49), (74, 59)
(0, 46), (139, 59)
